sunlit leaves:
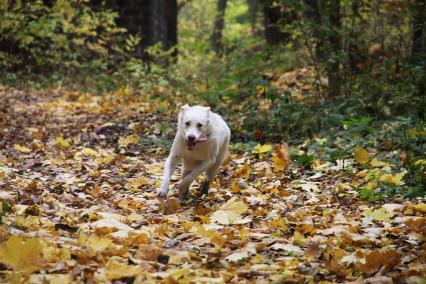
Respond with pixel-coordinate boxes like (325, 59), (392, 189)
(362, 207), (394, 221)
(252, 144), (273, 158)
(13, 144), (30, 153)
(210, 196), (249, 225)
(80, 147), (98, 157)
(118, 134), (140, 148)
(54, 136), (71, 148)
(0, 236), (69, 274)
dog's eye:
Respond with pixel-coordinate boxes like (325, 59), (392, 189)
(185, 121), (190, 127)
(197, 123), (203, 128)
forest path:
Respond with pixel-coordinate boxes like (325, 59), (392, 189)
(0, 86), (423, 283)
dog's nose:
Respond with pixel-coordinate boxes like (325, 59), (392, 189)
(187, 135), (196, 142)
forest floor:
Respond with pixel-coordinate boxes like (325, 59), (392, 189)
(0, 85), (424, 283)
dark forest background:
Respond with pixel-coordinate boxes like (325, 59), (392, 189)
(1, 0), (425, 148)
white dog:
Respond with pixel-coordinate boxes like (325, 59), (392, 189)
(157, 104), (231, 201)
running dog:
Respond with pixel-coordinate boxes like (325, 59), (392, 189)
(157, 105), (231, 201)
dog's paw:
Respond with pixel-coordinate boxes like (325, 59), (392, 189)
(178, 192), (188, 202)
(157, 188), (168, 198)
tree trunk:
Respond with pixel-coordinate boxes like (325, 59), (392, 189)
(326, 0), (342, 98)
(247, 0), (260, 34)
(211, 0), (227, 54)
(262, 0), (294, 45)
(411, 0), (425, 57)
(167, 0), (178, 59)
(411, 0), (426, 119)
(304, 0), (324, 60)
(347, 1), (363, 75)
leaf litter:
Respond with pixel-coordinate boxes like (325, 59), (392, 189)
(0, 86), (424, 283)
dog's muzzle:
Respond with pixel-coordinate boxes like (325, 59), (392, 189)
(186, 135), (208, 151)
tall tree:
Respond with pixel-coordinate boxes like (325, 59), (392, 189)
(304, 0), (324, 60)
(211, 0), (227, 53)
(411, 0), (426, 119)
(262, 0), (294, 45)
(411, 0), (426, 57)
(325, 0), (342, 98)
(167, 0), (178, 59)
(247, 0), (260, 34)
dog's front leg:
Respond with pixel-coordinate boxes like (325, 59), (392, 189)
(157, 154), (180, 198)
(179, 160), (214, 201)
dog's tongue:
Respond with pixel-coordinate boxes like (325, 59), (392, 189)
(186, 135), (208, 151)
(198, 135), (208, 142)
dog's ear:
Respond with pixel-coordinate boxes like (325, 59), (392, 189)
(180, 104), (190, 112)
(204, 106), (211, 112)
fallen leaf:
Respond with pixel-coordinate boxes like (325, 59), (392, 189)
(13, 144), (31, 153)
(271, 143), (290, 172)
(252, 144), (273, 159)
(354, 147), (369, 164)
(210, 197), (249, 225)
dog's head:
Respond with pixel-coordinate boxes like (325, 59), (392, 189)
(178, 104), (210, 151)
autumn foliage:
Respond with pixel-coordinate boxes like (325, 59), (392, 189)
(0, 87), (424, 283)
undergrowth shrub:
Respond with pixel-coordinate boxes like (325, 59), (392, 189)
(0, 0), (133, 82)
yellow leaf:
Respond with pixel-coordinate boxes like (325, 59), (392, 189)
(410, 203), (426, 214)
(50, 274), (71, 284)
(126, 177), (149, 190)
(118, 134), (140, 148)
(234, 162), (251, 178)
(256, 85), (265, 95)
(54, 137), (71, 148)
(362, 207), (394, 221)
(354, 147), (369, 164)
(83, 235), (113, 252)
(105, 258), (142, 281)
(13, 144), (31, 153)
(379, 171), (406, 185)
(0, 235), (45, 273)
(81, 148), (98, 157)
(114, 86), (131, 97)
(270, 219), (287, 230)
(370, 158), (393, 167)
(210, 196), (249, 225)
(252, 144), (273, 159)
(408, 128), (417, 137)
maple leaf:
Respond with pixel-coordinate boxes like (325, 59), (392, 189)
(271, 143), (290, 172)
(379, 171), (406, 185)
(370, 158), (393, 167)
(81, 147), (98, 157)
(0, 235), (45, 273)
(355, 249), (401, 274)
(234, 162), (251, 178)
(13, 144), (31, 153)
(354, 147), (369, 164)
(362, 207), (394, 221)
(210, 196), (250, 225)
(81, 234), (113, 252)
(126, 177), (149, 191)
(54, 136), (71, 148)
(104, 258), (142, 281)
(252, 144), (273, 159)
(118, 134), (140, 148)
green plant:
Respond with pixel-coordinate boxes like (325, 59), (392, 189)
(0, 0), (132, 79)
